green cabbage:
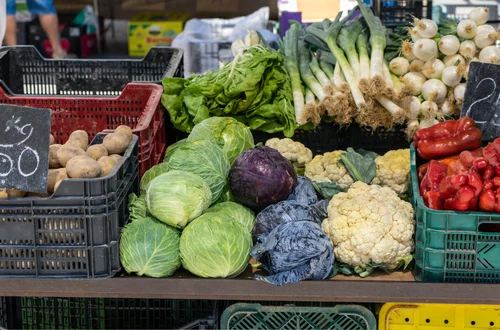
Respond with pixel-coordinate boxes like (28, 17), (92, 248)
(120, 215), (181, 278)
(164, 140), (230, 202)
(188, 117), (254, 164)
(180, 213), (252, 278)
(205, 202), (255, 232)
(164, 138), (187, 162)
(140, 163), (170, 195)
(145, 170), (212, 228)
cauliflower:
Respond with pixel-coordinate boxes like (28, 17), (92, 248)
(305, 150), (354, 189)
(322, 182), (414, 276)
(266, 138), (313, 175)
(371, 149), (410, 195)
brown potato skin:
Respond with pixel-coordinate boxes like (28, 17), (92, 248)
(109, 154), (122, 162)
(49, 134), (55, 145)
(66, 156), (102, 179)
(49, 144), (62, 168)
(115, 126), (133, 141)
(54, 179), (63, 192)
(57, 145), (86, 167)
(103, 133), (129, 154)
(66, 130), (89, 151)
(86, 144), (109, 160)
(48, 169), (68, 193)
(0, 189), (8, 199)
(98, 156), (117, 177)
(7, 189), (26, 198)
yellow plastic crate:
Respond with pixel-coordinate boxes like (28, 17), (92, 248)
(379, 303), (500, 329)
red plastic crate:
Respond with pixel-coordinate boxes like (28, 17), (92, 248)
(0, 83), (165, 177)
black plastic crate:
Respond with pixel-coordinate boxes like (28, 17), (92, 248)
(7, 297), (219, 330)
(0, 134), (139, 278)
(380, 0), (432, 23)
(0, 46), (183, 95)
(339, 124), (410, 154)
(0, 297), (6, 329)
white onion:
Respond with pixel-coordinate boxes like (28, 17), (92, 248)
(422, 59), (445, 79)
(477, 24), (496, 34)
(439, 35), (460, 55)
(413, 39), (438, 61)
(415, 18), (438, 38)
(409, 96), (422, 119)
(401, 72), (427, 96)
(444, 54), (466, 67)
(410, 59), (425, 72)
(419, 118), (439, 129)
(474, 30), (497, 49)
(459, 40), (477, 59)
(422, 79), (448, 103)
(421, 100), (438, 116)
(407, 119), (420, 133)
(402, 41), (417, 61)
(479, 45), (500, 64)
(409, 27), (422, 42)
(441, 65), (464, 87)
(457, 20), (478, 39)
(469, 7), (490, 25)
(454, 83), (467, 104)
(389, 57), (410, 76)
(441, 100), (457, 116)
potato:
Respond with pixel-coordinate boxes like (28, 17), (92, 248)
(57, 145), (86, 167)
(54, 179), (63, 192)
(109, 154), (122, 162)
(98, 156), (117, 177)
(47, 169), (67, 193)
(66, 156), (102, 178)
(0, 189), (7, 199)
(115, 125), (133, 141)
(103, 132), (129, 154)
(86, 144), (108, 160)
(7, 189), (26, 198)
(66, 130), (89, 151)
(49, 144), (62, 168)
(27, 192), (51, 198)
(49, 134), (55, 145)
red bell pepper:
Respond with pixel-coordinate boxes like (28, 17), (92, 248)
(420, 161), (448, 209)
(479, 187), (500, 212)
(439, 172), (483, 211)
(414, 117), (482, 160)
(483, 138), (500, 166)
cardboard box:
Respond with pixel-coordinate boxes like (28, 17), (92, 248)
(128, 13), (188, 57)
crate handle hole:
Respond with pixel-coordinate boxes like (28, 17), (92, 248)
(444, 319), (449, 324)
(478, 223), (500, 233)
(491, 322), (495, 326)
(471, 321), (476, 325)
(426, 319), (430, 323)
(405, 318), (410, 322)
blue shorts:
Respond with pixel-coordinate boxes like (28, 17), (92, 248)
(7, 0), (56, 15)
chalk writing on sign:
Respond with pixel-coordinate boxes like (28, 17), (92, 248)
(461, 62), (500, 141)
(0, 105), (51, 193)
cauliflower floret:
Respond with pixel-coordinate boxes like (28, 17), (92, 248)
(371, 149), (410, 195)
(266, 138), (313, 175)
(322, 182), (414, 273)
(305, 150), (354, 189)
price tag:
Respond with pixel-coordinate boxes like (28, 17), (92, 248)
(461, 62), (500, 141)
(0, 104), (51, 193)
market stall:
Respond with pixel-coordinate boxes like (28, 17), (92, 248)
(1, 1), (500, 329)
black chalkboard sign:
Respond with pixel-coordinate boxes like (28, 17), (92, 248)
(461, 61), (500, 141)
(0, 104), (51, 193)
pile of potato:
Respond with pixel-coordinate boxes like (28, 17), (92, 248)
(1, 125), (133, 199)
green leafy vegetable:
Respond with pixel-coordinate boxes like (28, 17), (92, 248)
(164, 138), (188, 162)
(356, 149), (379, 161)
(129, 193), (148, 220)
(120, 200), (181, 278)
(313, 181), (344, 200)
(340, 147), (377, 184)
(140, 163), (170, 195)
(188, 117), (254, 164)
(164, 139), (230, 201)
(161, 46), (297, 137)
(204, 201), (255, 232)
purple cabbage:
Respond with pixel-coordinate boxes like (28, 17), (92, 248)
(229, 146), (297, 211)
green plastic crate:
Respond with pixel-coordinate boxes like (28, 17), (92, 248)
(410, 144), (500, 283)
(220, 303), (377, 330)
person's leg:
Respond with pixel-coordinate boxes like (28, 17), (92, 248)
(4, 0), (17, 46)
(27, 0), (67, 58)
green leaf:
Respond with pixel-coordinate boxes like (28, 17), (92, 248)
(398, 255), (414, 270)
(340, 148), (377, 184)
(331, 262), (355, 277)
(356, 149), (379, 161)
(313, 181), (344, 200)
